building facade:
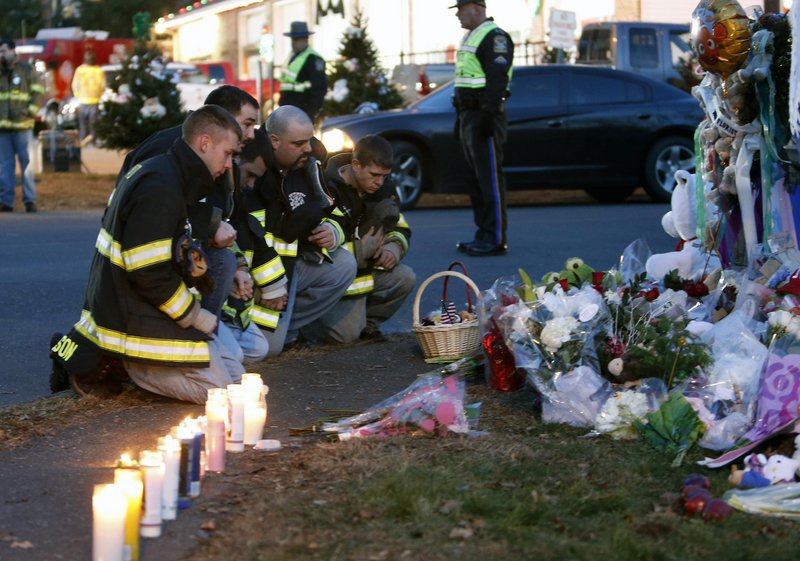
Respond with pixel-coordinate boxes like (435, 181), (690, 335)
(153, 0), (775, 86)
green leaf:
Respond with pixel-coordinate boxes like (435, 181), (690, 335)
(635, 392), (705, 467)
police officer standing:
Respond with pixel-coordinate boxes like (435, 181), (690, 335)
(279, 21), (327, 123)
(451, 0), (513, 257)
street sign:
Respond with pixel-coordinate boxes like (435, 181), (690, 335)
(548, 9), (577, 51)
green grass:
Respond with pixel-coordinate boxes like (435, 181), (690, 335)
(185, 385), (800, 561)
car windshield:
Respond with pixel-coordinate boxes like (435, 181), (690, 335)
(411, 82), (455, 111)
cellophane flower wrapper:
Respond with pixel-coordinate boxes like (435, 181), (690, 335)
(723, 482), (800, 520)
(500, 285), (610, 424)
(323, 372), (475, 440)
(691, 309), (770, 450)
(618, 239), (652, 285)
(478, 277), (527, 391)
(540, 365), (612, 427)
(593, 378), (667, 439)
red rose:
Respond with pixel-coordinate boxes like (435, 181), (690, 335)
(644, 288), (660, 301)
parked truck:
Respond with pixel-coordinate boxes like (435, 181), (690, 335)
(576, 21), (698, 91)
(16, 28), (135, 130)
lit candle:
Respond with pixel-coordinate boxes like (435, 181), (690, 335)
(114, 456), (142, 561)
(240, 372), (264, 400)
(243, 398), (267, 446)
(157, 436), (180, 521)
(205, 389), (227, 473)
(171, 425), (195, 509)
(226, 384), (245, 452)
(138, 450), (164, 538)
(93, 483), (127, 561)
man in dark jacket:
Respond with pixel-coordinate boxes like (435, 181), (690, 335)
(117, 86), (260, 330)
(278, 21), (327, 122)
(242, 106), (356, 355)
(301, 135), (415, 343)
(55, 106), (245, 403)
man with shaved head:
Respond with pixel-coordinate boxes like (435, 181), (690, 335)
(241, 105), (356, 355)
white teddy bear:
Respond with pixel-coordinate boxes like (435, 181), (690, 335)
(646, 170), (708, 281)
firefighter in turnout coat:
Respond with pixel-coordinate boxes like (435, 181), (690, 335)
(52, 106), (246, 404)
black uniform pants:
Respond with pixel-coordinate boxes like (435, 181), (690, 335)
(458, 109), (508, 246)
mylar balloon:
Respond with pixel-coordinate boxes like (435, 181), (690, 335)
(691, 0), (752, 78)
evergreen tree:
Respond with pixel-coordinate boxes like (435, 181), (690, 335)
(94, 13), (185, 151)
(321, 10), (404, 119)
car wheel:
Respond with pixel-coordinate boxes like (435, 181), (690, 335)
(584, 186), (635, 203)
(389, 140), (424, 210)
(644, 136), (694, 203)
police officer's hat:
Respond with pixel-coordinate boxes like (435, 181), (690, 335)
(284, 21), (315, 37)
(449, 0), (486, 8)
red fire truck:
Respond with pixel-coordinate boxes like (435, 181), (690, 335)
(16, 28), (134, 130)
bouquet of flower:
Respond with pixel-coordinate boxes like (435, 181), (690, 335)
(322, 371), (479, 440)
(498, 284), (609, 416)
(599, 273), (712, 387)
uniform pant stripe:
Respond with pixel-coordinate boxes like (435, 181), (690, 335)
(487, 136), (502, 245)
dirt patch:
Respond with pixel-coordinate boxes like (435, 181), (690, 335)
(32, 172), (115, 211)
(27, 173), (651, 212)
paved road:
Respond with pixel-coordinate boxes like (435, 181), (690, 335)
(0, 200), (672, 408)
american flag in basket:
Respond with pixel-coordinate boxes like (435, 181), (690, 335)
(440, 300), (461, 324)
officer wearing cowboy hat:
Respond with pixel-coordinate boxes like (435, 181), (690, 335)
(279, 21), (327, 122)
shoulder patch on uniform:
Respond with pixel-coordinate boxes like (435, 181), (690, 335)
(493, 35), (508, 54)
(315, 59), (325, 72)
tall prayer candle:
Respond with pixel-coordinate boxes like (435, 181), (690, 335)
(157, 436), (180, 520)
(114, 457), (142, 561)
(180, 418), (203, 498)
(226, 384), (245, 452)
(205, 389), (227, 472)
(93, 483), (127, 561)
(240, 373), (264, 400)
(243, 398), (267, 445)
(138, 450), (164, 538)
(171, 425), (194, 509)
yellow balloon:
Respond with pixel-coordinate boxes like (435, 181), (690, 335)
(691, 0), (752, 78)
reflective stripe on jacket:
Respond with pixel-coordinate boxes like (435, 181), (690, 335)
(280, 47), (322, 92)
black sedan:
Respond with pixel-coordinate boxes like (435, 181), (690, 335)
(320, 65), (704, 209)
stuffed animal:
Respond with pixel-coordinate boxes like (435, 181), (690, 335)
(541, 257), (595, 289)
(728, 453), (770, 488)
(729, 453), (800, 488)
(646, 170), (721, 282)
(764, 454), (799, 484)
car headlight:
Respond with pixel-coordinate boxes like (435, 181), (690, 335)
(321, 128), (354, 153)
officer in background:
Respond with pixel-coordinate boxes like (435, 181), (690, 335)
(279, 21), (327, 123)
(451, 0), (513, 257)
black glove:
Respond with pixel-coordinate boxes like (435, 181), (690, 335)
(477, 111), (494, 137)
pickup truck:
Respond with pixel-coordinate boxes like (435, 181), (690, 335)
(194, 61), (279, 104)
(576, 22), (697, 90)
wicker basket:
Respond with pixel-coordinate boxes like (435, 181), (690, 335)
(412, 265), (481, 364)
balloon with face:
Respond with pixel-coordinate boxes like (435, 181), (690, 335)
(691, 0), (752, 78)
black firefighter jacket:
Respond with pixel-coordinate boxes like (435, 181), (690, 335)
(74, 139), (217, 366)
